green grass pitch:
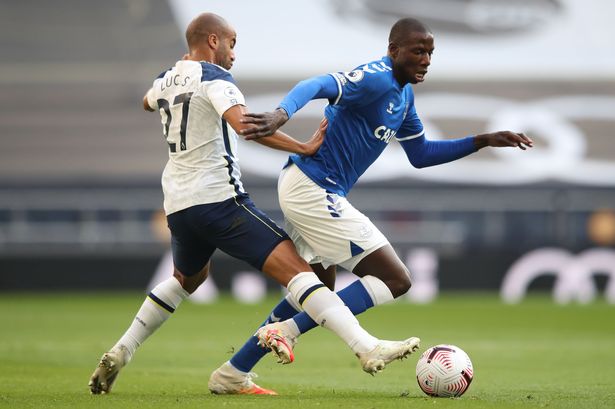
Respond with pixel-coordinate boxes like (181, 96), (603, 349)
(0, 292), (613, 408)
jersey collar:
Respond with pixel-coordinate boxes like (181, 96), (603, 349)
(382, 56), (401, 91)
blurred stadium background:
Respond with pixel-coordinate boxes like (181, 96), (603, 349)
(1, 0), (614, 305)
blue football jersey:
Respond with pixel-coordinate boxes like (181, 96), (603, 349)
(289, 56), (424, 196)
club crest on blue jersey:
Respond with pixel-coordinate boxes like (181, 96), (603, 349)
(291, 55), (422, 197)
(343, 70), (365, 83)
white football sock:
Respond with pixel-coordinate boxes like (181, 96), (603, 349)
(112, 277), (189, 360)
(287, 272), (378, 354)
(279, 293), (302, 338)
(360, 275), (395, 305)
(284, 292), (302, 312)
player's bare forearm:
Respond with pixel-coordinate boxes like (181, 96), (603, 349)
(240, 108), (289, 140)
(473, 131), (533, 150)
(253, 118), (327, 155)
(143, 93), (155, 112)
(253, 131), (311, 154)
(224, 105), (324, 154)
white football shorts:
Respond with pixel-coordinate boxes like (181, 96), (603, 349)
(278, 163), (389, 271)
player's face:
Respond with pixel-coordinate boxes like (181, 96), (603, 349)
(391, 31), (434, 86)
(215, 27), (236, 70)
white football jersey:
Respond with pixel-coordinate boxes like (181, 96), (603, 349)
(146, 60), (246, 215)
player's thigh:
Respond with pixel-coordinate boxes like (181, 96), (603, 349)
(284, 215), (324, 267)
(261, 239), (313, 286)
(203, 194), (296, 275)
(279, 165), (388, 268)
(167, 210), (216, 277)
(278, 164), (349, 263)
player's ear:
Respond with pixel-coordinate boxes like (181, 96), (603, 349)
(388, 42), (399, 58)
(208, 33), (218, 49)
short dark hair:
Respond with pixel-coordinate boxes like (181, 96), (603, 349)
(389, 18), (431, 45)
(185, 12), (229, 51)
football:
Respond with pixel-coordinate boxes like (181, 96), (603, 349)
(415, 344), (474, 397)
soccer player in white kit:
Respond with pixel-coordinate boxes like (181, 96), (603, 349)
(88, 13), (420, 396)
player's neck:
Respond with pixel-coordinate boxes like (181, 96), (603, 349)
(184, 49), (215, 64)
(392, 71), (407, 88)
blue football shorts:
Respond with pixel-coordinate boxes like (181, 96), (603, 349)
(166, 193), (289, 276)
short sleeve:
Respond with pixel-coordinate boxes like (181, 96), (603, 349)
(205, 80), (246, 117)
(145, 85), (159, 110)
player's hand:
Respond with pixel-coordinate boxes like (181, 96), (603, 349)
(302, 118), (328, 156)
(240, 108), (289, 140)
(474, 131), (533, 150)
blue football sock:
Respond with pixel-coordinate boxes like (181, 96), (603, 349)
(293, 279), (374, 333)
(230, 297), (299, 373)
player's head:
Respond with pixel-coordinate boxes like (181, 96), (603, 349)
(387, 17), (434, 86)
(184, 13), (236, 70)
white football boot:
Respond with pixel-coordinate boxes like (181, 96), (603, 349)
(88, 345), (130, 394)
(208, 361), (277, 395)
(357, 337), (421, 375)
(255, 322), (297, 365)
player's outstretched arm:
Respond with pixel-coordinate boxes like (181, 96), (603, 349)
(255, 118), (328, 155)
(142, 89), (156, 112)
(239, 108), (290, 140)
(224, 104), (327, 155)
(473, 131), (533, 150)
(399, 131), (533, 169)
(240, 74), (339, 140)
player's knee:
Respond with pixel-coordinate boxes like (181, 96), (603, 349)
(388, 271), (412, 298)
(173, 265), (209, 294)
(312, 264), (336, 290)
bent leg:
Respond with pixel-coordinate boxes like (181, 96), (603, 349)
(111, 254), (211, 362)
(312, 263), (336, 290)
(173, 262), (209, 294)
(260, 239), (311, 286)
(90, 204), (215, 394)
(229, 242), (411, 372)
(261, 259), (419, 375)
(281, 245), (410, 337)
(352, 245), (411, 298)
(220, 245), (416, 382)
(229, 262), (335, 372)
(89, 265), (202, 394)
(290, 262), (370, 333)
(260, 240), (379, 354)
(117, 265), (202, 359)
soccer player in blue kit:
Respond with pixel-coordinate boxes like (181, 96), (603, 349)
(89, 13), (420, 396)
(208, 17), (533, 394)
